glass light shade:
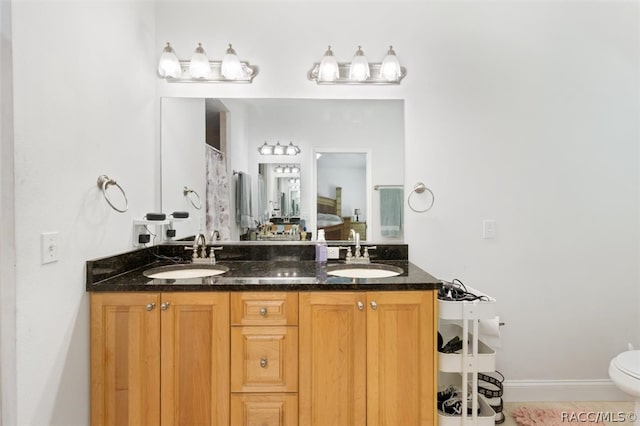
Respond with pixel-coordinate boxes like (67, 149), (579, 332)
(158, 42), (182, 78)
(318, 46), (339, 82)
(273, 142), (285, 156)
(275, 166), (284, 173)
(380, 46), (402, 81)
(258, 141), (273, 155)
(189, 43), (211, 79)
(349, 46), (370, 81)
(291, 166), (300, 174)
(284, 166), (292, 174)
(285, 142), (300, 156)
(221, 44), (242, 79)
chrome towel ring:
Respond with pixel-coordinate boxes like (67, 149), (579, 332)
(408, 182), (434, 213)
(97, 175), (128, 213)
(183, 186), (202, 210)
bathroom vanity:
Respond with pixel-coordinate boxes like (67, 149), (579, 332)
(86, 243), (441, 426)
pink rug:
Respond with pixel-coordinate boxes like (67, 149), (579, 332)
(511, 407), (604, 426)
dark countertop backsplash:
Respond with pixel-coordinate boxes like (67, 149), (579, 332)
(86, 242), (440, 292)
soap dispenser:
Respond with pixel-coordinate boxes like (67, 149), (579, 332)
(315, 229), (328, 262)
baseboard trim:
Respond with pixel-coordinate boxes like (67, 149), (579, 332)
(503, 379), (632, 402)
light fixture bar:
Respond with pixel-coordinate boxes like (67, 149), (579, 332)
(308, 62), (407, 85)
(165, 60), (259, 83)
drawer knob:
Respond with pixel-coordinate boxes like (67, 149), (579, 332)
(145, 303), (156, 311)
(370, 301), (378, 310)
(357, 301), (364, 311)
(259, 307), (268, 316)
(161, 302), (171, 311)
(260, 357), (268, 368)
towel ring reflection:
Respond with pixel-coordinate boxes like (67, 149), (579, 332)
(183, 186), (202, 210)
(97, 175), (128, 213)
(407, 182), (434, 213)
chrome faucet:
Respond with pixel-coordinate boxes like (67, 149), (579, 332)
(350, 229), (361, 258)
(210, 230), (220, 242)
(193, 233), (207, 261)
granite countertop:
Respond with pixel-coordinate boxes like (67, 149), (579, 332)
(86, 243), (442, 292)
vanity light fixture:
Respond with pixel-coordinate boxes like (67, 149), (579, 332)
(221, 44), (242, 79)
(158, 43), (182, 78)
(189, 43), (212, 79)
(274, 165), (300, 175)
(380, 46), (402, 81)
(273, 142), (286, 156)
(285, 142), (301, 156)
(308, 45), (406, 84)
(258, 141), (274, 155)
(157, 42), (259, 83)
(257, 141), (301, 156)
(318, 46), (340, 82)
(349, 46), (370, 81)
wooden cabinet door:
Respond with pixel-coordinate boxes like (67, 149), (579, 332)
(366, 291), (437, 426)
(299, 292), (367, 426)
(160, 292), (230, 426)
(90, 292), (161, 426)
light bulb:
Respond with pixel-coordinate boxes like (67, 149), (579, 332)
(380, 46), (402, 81)
(189, 43), (211, 79)
(273, 142), (285, 156)
(285, 142), (300, 156)
(349, 46), (370, 81)
(221, 44), (242, 79)
(258, 141), (273, 155)
(318, 46), (339, 82)
(158, 42), (182, 78)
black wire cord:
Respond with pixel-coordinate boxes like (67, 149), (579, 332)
(438, 278), (490, 301)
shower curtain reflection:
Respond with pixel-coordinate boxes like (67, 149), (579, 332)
(205, 146), (231, 240)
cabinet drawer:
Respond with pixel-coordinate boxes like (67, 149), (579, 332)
(231, 326), (298, 392)
(231, 393), (298, 426)
(231, 292), (298, 325)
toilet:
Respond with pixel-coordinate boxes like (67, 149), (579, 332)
(609, 350), (640, 425)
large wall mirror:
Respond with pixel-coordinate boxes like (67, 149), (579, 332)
(160, 98), (404, 242)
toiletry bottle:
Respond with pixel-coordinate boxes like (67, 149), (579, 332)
(315, 229), (328, 262)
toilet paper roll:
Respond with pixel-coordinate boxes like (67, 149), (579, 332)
(478, 316), (502, 349)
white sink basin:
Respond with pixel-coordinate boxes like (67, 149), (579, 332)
(326, 263), (403, 279)
(143, 264), (229, 280)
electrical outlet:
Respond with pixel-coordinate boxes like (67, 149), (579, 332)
(41, 232), (59, 264)
(327, 246), (340, 259)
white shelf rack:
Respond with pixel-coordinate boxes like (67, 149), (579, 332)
(437, 285), (497, 426)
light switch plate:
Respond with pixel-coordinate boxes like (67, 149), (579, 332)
(483, 220), (497, 239)
(41, 232), (59, 264)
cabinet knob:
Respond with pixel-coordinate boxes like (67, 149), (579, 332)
(357, 301), (364, 311)
(260, 357), (268, 368)
(259, 307), (268, 316)
(370, 301), (378, 310)
(160, 302), (171, 311)
(145, 303), (156, 311)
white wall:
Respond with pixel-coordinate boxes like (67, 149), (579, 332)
(156, 1), (639, 398)
(3, 2), (638, 423)
(0, 0), (17, 423)
(9, 1), (157, 424)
